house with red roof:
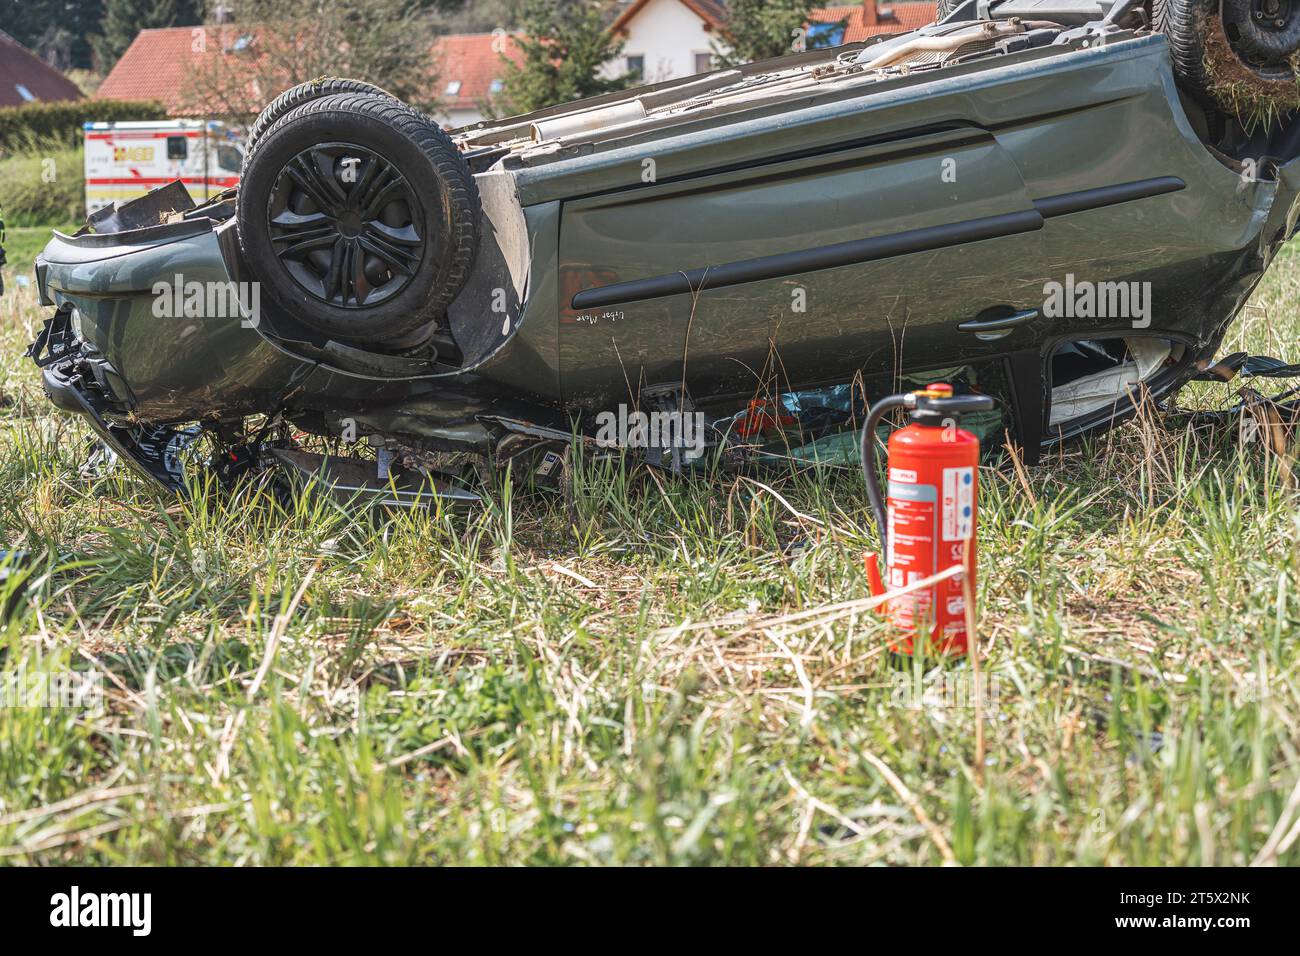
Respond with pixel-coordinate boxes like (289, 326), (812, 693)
(606, 0), (729, 83)
(602, 0), (936, 83)
(95, 1), (938, 128)
(809, 2), (939, 43)
(98, 24), (512, 127)
(434, 0), (938, 125)
(97, 24), (270, 117)
(432, 33), (523, 128)
(0, 29), (84, 109)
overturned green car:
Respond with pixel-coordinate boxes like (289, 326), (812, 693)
(26, 0), (1300, 502)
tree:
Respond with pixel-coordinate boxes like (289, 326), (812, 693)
(92, 0), (203, 71)
(430, 0), (521, 34)
(492, 0), (632, 117)
(0, 0), (106, 71)
(712, 0), (841, 69)
(183, 0), (441, 121)
(33, 24), (79, 73)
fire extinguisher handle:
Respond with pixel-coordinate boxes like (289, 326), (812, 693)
(928, 394), (996, 416)
(860, 394), (910, 553)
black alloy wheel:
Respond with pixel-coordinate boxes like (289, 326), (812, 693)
(267, 143), (425, 309)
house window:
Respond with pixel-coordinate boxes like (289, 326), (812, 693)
(444, 80), (462, 96)
(489, 78), (504, 94)
(166, 136), (188, 160)
(14, 83), (35, 102)
(694, 52), (712, 73)
(626, 54), (644, 76)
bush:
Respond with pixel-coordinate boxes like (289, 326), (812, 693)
(0, 144), (85, 227)
(0, 99), (167, 155)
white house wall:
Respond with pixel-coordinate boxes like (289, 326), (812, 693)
(602, 0), (731, 83)
(443, 107), (486, 129)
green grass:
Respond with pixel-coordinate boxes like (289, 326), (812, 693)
(2, 226), (78, 282)
(0, 144), (84, 228)
(2, 245), (1300, 865)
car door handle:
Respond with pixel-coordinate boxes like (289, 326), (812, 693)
(958, 308), (1040, 334)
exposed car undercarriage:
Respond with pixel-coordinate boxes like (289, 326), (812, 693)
(24, 0), (1300, 508)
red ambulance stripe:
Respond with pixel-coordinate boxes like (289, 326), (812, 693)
(85, 131), (205, 140)
(86, 176), (238, 186)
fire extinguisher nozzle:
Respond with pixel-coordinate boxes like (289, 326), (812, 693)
(863, 551), (885, 604)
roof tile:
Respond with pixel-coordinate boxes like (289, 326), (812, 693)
(431, 33), (523, 111)
(809, 4), (938, 42)
(97, 25), (266, 116)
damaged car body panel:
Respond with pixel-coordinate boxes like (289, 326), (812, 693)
(26, 4), (1300, 498)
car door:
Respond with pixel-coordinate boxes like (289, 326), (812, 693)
(557, 123), (1041, 407)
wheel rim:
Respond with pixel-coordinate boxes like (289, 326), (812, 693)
(1222, 0), (1300, 82)
(267, 143), (426, 308)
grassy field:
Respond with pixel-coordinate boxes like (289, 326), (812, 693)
(1, 243), (1299, 867)
(2, 227), (78, 281)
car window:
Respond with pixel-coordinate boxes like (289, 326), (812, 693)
(216, 144), (242, 173)
(166, 136), (188, 160)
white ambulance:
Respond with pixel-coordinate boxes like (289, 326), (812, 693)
(83, 120), (245, 215)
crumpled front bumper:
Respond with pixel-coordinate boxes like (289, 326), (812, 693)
(31, 309), (194, 491)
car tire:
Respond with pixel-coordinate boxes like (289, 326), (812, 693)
(241, 78), (395, 178)
(236, 92), (480, 349)
(1155, 0), (1300, 117)
(1153, 0), (1216, 105)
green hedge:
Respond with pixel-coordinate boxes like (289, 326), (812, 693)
(0, 99), (168, 154)
(0, 145), (85, 227)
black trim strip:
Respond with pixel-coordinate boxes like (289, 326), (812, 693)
(568, 176), (1185, 311)
(1031, 176), (1184, 219)
(573, 211), (1044, 311)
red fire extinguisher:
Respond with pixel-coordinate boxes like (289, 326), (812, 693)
(860, 383), (993, 656)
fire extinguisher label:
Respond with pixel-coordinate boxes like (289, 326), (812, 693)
(942, 466), (974, 542)
(886, 480), (936, 576)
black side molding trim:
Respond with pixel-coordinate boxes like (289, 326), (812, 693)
(1031, 176), (1185, 219)
(568, 176), (1185, 311)
(572, 211), (1044, 310)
